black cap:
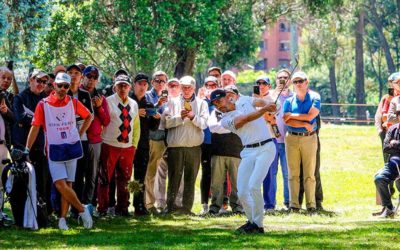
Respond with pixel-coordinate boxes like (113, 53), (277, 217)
(114, 74), (132, 85)
(210, 89), (226, 103)
(66, 64), (82, 73)
(134, 73), (149, 83)
(114, 69), (129, 77)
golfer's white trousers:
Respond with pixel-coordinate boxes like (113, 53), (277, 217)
(237, 141), (276, 227)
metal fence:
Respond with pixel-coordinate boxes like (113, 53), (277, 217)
(320, 103), (378, 125)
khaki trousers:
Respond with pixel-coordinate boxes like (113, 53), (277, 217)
(145, 140), (166, 209)
(285, 133), (318, 209)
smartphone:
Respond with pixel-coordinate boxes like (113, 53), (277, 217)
(161, 89), (168, 97)
(388, 88), (394, 96)
(253, 85), (260, 95)
(145, 107), (157, 116)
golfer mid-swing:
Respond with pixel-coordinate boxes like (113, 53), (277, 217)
(210, 89), (276, 234)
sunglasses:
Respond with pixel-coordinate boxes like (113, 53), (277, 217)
(154, 79), (166, 84)
(36, 79), (48, 85)
(86, 75), (99, 80)
(168, 84), (179, 88)
(278, 76), (288, 80)
(256, 81), (270, 86)
(56, 83), (70, 89)
(293, 79), (305, 85)
(205, 83), (218, 89)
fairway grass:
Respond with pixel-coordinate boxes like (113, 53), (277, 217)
(1, 124), (399, 249)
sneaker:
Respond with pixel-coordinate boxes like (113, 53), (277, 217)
(218, 206), (229, 215)
(93, 210), (107, 218)
(307, 208), (317, 214)
(378, 207), (395, 219)
(148, 207), (159, 215)
(203, 209), (219, 217)
(236, 221), (253, 233)
(249, 223), (265, 234)
(199, 204), (209, 216)
(79, 205), (93, 229)
(264, 208), (276, 215)
(289, 207), (300, 213)
(372, 207), (386, 216)
(58, 218), (69, 230)
(134, 209), (149, 217)
(107, 207), (116, 217)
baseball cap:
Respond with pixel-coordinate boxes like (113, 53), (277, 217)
(221, 70), (236, 80)
(204, 76), (218, 85)
(66, 64), (82, 73)
(210, 89), (226, 103)
(30, 69), (49, 79)
(392, 72), (400, 82)
(114, 74), (131, 85)
(83, 65), (99, 76)
(208, 66), (222, 74)
(224, 85), (239, 95)
(256, 76), (271, 85)
(114, 69), (129, 77)
(291, 71), (308, 81)
(180, 76), (196, 87)
(55, 72), (71, 84)
(134, 73), (149, 83)
(168, 78), (180, 85)
(53, 64), (66, 75)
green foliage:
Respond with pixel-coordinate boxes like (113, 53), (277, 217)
(0, 0), (50, 61)
(33, 0), (257, 78)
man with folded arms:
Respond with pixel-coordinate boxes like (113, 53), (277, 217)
(283, 71), (320, 213)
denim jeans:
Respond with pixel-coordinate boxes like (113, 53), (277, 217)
(374, 156), (400, 209)
(277, 143), (290, 206)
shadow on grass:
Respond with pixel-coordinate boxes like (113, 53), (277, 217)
(0, 216), (399, 249)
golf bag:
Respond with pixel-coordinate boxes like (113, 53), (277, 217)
(1, 148), (48, 229)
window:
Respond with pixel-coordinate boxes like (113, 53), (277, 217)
(279, 59), (290, 68)
(254, 59), (267, 70)
(279, 22), (290, 32)
(279, 41), (290, 51)
(259, 40), (267, 50)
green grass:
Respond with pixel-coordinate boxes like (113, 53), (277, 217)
(1, 124), (400, 249)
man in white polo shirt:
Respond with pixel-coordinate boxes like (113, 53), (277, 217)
(211, 89), (276, 234)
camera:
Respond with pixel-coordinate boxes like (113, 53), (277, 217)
(161, 90), (168, 97)
(0, 90), (7, 103)
(253, 85), (260, 95)
(145, 107), (157, 117)
(388, 88), (394, 96)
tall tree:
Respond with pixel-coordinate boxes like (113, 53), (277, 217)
(355, 9), (366, 120)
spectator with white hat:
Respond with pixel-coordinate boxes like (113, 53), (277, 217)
(283, 71), (321, 212)
(164, 76), (208, 214)
(26, 72), (93, 230)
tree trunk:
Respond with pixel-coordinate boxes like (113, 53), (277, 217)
(174, 48), (196, 79)
(328, 62), (340, 119)
(355, 10), (366, 121)
(367, 0), (396, 73)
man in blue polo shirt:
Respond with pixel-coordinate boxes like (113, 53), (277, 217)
(283, 71), (321, 212)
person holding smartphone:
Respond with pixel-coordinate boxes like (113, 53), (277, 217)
(80, 65), (110, 207)
(130, 73), (161, 216)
